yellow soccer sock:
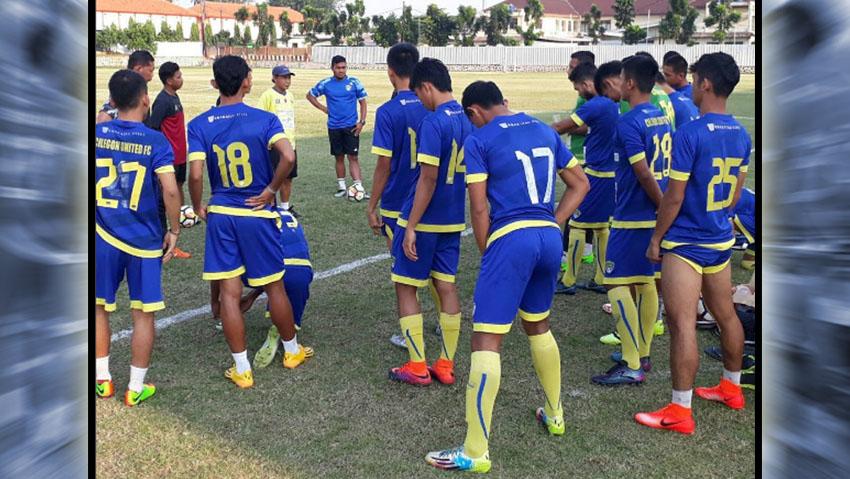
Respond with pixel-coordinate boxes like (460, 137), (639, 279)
(608, 286), (641, 370)
(562, 228), (586, 287)
(636, 282), (659, 358)
(528, 330), (562, 418)
(463, 351), (501, 458)
(428, 279), (442, 312)
(399, 314), (426, 364)
(593, 227), (610, 285)
(438, 312), (461, 361)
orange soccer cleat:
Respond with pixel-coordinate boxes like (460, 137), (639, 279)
(696, 378), (746, 410)
(634, 403), (695, 435)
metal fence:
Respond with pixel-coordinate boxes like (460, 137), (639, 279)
(313, 44), (756, 70)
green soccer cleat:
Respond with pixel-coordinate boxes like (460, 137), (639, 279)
(425, 446), (491, 473)
(654, 319), (665, 336)
(535, 407), (565, 436)
(253, 326), (280, 369)
(124, 384), (156, 407)
(96, 379), (114, 399)
(581, 253), (595, 265)
(600, 331), (621, 346)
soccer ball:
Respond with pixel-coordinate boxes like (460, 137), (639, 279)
(179, 205), (199, 228)
(347, 185), (365, 202)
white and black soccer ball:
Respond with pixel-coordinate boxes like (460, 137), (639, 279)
(179, 205), (199, 228)
(347, 185), (365, 202)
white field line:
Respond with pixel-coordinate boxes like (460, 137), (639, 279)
(111, 228), (474, 341)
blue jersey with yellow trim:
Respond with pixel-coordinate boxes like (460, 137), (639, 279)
(279, 210), (311, 263)
(668, 90), (699, 130)
(187, 103), (285, 212)
(371, 90), (429, 217)
(733, 187), (755, 241)
(612, 102), (673, 225)
(95, 119), (174, 256)
(399, 100), (473, 232)
(309, 75), (368, 129)
(665, 113), (752, 245)
(571, 95), (618, 173)
(465, 113), (576, 233)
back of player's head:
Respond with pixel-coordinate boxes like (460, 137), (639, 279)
(331, 55), (346, 67)
(213, 55), (251, 97)
(127, 50), (154, 70)
(663, 53), (688, 75)
(461, 81), (504, 112)
(634, 51), (655, 61)
(690, 52), (740, 98)
(159, 61), (180, 84)
(594, 60), (622, 95)
(622, 55), (658, 93)
(411, 58), (452, 92)
(109, 69), (148, 110)
(568, 62), (597, 83)
(386, 43), (419, 78)
(571, 50), (595, 65)
(663, 50), (680, 62)
(655, 71), (666, 84)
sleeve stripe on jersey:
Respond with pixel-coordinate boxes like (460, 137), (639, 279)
(466, 173), (488, 184)
(188, 152), (206, 162)
(669, 170), (690, 181)
(418, 153), (440, 166)
(628, 152), (646, 164)
(371, 146), (393, 157)
(569, 112), (585, 127)
(268, 132), (287, 149)
(565, 157), (580, 170)
(155, 165), (175, 174)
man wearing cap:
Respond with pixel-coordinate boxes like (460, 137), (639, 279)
(259, 65), (300, 215)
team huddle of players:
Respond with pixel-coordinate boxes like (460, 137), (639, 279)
(94, 44), (752, 473)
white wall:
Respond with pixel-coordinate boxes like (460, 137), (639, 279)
(97, 11), (200, 39)
(156, 41), (204, 57)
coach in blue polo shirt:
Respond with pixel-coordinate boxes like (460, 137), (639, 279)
(307, 55), (369, 198)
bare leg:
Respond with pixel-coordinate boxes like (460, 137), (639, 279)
(661, 254), (703, 390)
(281, 178), (292, 204)
(264, 279), (296, 342)
(96, 305), (110, 358)
(335, 155), (346, 180)
(210, 280), (221, 320)
(348, 154), (362, 182)
(219, 277), (247, 353)
(396, 282), (421, 318)
(432, 278), (460, 315)
(702, 264), (744, 373)
(130, 309), (155, 368)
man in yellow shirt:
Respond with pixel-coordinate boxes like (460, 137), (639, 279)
(259, 65), (299, 216)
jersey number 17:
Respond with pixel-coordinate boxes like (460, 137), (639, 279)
(515, 147), (555, 205)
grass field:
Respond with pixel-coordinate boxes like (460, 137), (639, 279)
(95, 67), (756, 478)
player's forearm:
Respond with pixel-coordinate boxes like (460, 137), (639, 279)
(651, 188), (684, 243)
(554, 167), (590, 225)
(358, 99), (368, 123)
(727, 173), (748, 213)
(406, 170), (437, 229)
(158, 173), (182, 233)
(95, 111), (112, 124)
(635, 168), (663, 207)
(188, 162), (204, 210)
(306, 94), (327, 114)
(368, 157), (391, 211)
(469, 197), (490, 253)
(270, 140), (295, 192)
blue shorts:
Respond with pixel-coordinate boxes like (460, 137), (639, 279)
(264, 265), (313, 329)
(569, 175), (614, 229)
(203, 212), (285, 287)
(391, 227), (460, 286)
(95, 234), (164, 313)
(604, 227), (656, 285)
(473, 225), (562, 334)
(381, 215), (398, 241)
(662, 243), (733, 275)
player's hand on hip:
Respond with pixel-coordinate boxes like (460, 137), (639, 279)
(196, 205), (208, 221)
(162, 231), (179, 264)
(246, 188), (276, 210)
(367, 209), (383, 235)
(403, 228), (418, 261)
(646, 239), (662, 263)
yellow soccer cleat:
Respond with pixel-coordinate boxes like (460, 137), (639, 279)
(282, 345), (314, 369)
(654, 319), (665, 336)
(224, 366), (254, 389)
(96, 379), (114, 399)
(536, 407), (566, 436)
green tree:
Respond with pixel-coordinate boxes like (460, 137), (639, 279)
(301, 6), (328, 45)
(704, 0), (742, 43)
(454, 6), (479, 46)
(421, 4), (456, 46)
(371, 14), (400, 47)
(658, 0), (699, 44)
(582, 4), (606, 44)
(397, 5), (419, 44)
(516, 0), (544, 45)
(190, 22), (200, 41)
(235, 6), (250, 23)
(482, 3), (513, 46)
(96, 24), (124, 52)
(269, 0), (338, 10)
(251, 3), (277, 46)
(204, 22), (214, 46)
(320, 8), (346, 45)
(158, 21), (176, 41)
(613, 0), (635, 29)
(279, 12), (293, 44)
(623, 24), (646, 44)
(175, 22), (185, 40)
(678, 7), (699, 45)
(343, 0), (369, 46)
(243, 25), (254, 46)
(123, 19), (158, 53)
(234, 24), (244, 45)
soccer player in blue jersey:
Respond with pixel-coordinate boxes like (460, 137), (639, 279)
(590, 55), (673, 386)
(425, 81), (589, 473)
(733, 187), (756, 270)
(551, 62), (619, 296)
(637, 53), (752, 434)
(388, 58), (472, 387)
(187, 56), (309, 389)
(662, 52), (693, 100)
(657, 72), (699, 129)
(95, 70), (182, 407)
(307, 55), (369, 197)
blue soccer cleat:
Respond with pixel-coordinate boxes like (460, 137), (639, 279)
(425, 446), (491, 473)
(591, 363), (645, 386)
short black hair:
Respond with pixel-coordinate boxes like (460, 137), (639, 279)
(127, 50), (154, 70)
(663, 50), (681, 63)
(331, 55), (346, 67)
(655, 71), (666, 84)
(568, 62), (597, 83)
(213, 55), (251, 97)
(158, 61), (180, 84)
(634, 50), (655, 61)
(109, 69), (148, 110)
(594, 60), (622, 96)
(690, 52), (740, 98)
(461, 81), (504, 114)
(387, 43), (419, 78)
(663, 53), (689, 77)
(622, 55), (658, 94)
(571, 50), (595, 65)
(410, 58), (452, 92)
